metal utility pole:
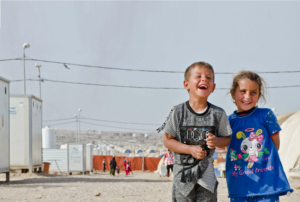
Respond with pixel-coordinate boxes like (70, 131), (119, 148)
(23, 43), (30, 95)
(35, 63), (42, 98)
(78, 108), (82, 143)
(74, 114), (78, 143)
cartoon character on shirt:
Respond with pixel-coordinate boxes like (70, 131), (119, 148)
(237, 129), (264, 168)
(229, 149), (237, 161)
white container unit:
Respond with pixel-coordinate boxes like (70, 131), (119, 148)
(42, 126), (56, 149)
(10, 95), (42, 173)
(43, 148), (68, 172)
(0, 77), (10, 182)
(67, 144), (87, 175)
(86, 144), (93, 173)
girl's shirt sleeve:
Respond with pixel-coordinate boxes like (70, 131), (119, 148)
(156, 107), (178, 137)
(265, 110), (281, 135)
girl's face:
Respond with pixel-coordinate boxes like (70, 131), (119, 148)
(231, 79), (260, 113)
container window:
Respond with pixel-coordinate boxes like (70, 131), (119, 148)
(40, 105), (42, 110)
(5, 87), (7, 94)
(37, 104), (38, 109)
(33, 102), (34, 107)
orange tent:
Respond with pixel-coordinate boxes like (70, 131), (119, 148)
(93, 155), (161, 171)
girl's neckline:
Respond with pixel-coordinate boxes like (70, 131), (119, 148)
(234, 107), (256, 115)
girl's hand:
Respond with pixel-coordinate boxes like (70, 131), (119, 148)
(206, 133), (217, 149)
(190, 146), (207, 160)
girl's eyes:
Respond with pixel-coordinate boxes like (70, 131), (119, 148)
(240, 90), (257, 95)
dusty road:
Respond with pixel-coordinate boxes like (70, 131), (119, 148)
(0, 171), (299, 202)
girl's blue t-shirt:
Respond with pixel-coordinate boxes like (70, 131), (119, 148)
(226, 107), (293, 198)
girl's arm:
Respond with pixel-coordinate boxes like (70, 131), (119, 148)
(271, 133), (280, 150)
(163, 132), (207, 160)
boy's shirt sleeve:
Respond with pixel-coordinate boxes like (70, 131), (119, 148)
(265, 110), (281, 135)
(217, 110), (232, 137)
(156, 107), (178, 137)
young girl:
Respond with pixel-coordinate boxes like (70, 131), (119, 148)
(226, 71), (293, 202)
(128, 162), (133, 175)
(125, 161), (130, 176)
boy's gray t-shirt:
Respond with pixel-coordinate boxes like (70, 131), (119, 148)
(157, 101), (232, 197)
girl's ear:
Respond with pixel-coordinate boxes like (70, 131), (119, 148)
(230, 89), (235, 100)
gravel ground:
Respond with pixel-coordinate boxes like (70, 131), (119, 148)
(0, 171), (299, 202)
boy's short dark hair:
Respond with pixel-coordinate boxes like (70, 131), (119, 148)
(184, 62), (215, 82)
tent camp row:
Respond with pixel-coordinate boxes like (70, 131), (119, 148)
(278, 111), (300, 175)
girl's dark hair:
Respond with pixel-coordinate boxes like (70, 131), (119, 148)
(231, 71), (267, 105)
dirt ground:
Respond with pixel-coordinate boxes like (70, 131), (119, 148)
(0, 171), (299, 202)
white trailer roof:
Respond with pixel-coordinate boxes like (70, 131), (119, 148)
(10, 94), (43, 102)
(0, 76), (10, 83)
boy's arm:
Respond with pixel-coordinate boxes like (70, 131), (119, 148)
(206, 111), (232, 149)
(163, 132), (207, 160)
(206, 134), (231, 149)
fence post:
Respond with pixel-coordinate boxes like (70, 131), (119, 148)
(142, 150), (144, 172)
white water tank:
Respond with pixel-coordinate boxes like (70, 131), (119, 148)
(60, 144), (67, 149)
(42, 126), (56, 149)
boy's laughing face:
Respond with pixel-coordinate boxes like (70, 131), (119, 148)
(184, 66), (215, 99)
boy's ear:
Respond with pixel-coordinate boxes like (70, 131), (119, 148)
(183, 80), (190, 91)
(212, 83), (216, 93)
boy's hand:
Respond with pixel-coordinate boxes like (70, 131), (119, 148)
(206, 133), (217, 149)
(190, 146), (207, 160)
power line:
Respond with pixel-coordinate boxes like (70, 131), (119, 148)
(43, 118), (75, 122)
(44, 79), (184, 89)
(1, 57), (300, 74)
(9, 78), (300, 89)
(13, 78), (300, 89)
(43, 121), (76, 127)
(10, 77), (39, 82)
(80, 121), (155, 131)
(0, 57), (22, 62)
(82, 117), (160, 125)
(44, 117), (160, 125)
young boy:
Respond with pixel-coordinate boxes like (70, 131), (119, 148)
(157, 62), (232, 202)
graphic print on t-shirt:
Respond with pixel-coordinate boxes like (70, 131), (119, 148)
(179, 126), (215, 165)
(229, 128), (270, 169)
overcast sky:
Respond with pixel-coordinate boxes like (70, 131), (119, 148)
(1, 1), (300, 133)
